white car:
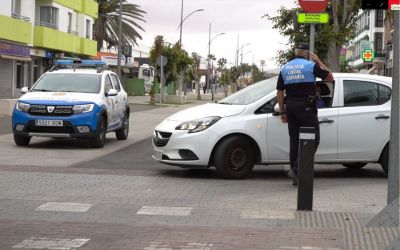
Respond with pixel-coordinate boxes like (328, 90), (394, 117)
(153, 73), (391, 179)
(12, 60), (130, 148)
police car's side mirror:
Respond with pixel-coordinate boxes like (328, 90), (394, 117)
(21, 87), (29, 94)
(272, 103), (280, 116)
(106, 89), (118, 97)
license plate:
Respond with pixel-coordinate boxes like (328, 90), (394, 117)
(154, 148), (163, 160)
(35, 120), (63, 127)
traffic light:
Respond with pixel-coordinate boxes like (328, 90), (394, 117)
(362, 0), (388, 9)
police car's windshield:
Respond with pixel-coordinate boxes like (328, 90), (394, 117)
(32, 73), (101, 93)
(218, 76), (278, 105)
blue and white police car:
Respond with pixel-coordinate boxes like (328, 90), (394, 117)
(12, 60), (130, 148)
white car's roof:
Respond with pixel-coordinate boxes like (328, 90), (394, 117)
(332, 72), (392, 83)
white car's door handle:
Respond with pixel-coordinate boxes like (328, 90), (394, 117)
(319, 119), (334, 124)
(375, 115), (390, 120)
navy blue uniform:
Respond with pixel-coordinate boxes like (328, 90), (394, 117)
(276, 56), (329, 177)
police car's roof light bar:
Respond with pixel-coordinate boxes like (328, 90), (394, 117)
(50, 60), (108, 73)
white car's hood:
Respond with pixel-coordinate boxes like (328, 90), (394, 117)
(166, 103), (245, 122)
(19, 92), (99, 104)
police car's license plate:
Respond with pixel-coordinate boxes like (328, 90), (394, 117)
(154, 148), (163, 160)
(35, 120), (63, 127)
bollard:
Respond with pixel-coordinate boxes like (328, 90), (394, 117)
(297, 126), (316, 211)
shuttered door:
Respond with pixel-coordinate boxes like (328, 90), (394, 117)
(0, 59), (13, 99)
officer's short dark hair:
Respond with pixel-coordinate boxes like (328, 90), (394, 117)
(295, 43), (310, 51)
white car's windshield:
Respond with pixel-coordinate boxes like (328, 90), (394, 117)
(32, 73), (101, 93)
(218, 76), (278, 105)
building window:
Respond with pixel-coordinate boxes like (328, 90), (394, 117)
(12, 0), (21, 15)
(40, 6), (59, 29)
(375, 10), (384, 27)
(68, 12), (72, 32)
(86, 19), (91, 39)
(375, 33), (383, 54)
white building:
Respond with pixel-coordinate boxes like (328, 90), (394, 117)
(347, 9), (385, 75)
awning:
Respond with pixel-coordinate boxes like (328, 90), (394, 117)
(0, 54), (31, 62)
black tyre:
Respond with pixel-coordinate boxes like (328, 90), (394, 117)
(342, 163), (367, 169)
(14, 134), (31, 146)
(214, 136), (255, 179)
(91, 117), (106, 148)
(115, 112), (129, 140)
(380, 145), (389, 176)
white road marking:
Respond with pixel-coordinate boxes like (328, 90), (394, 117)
(12, 237), (90, 250)
(137, 206), (192, 216)
(36, 202), (92, 213)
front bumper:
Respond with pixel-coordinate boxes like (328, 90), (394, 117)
(152, 119), (221, 167)
(12, 107), (101, 138)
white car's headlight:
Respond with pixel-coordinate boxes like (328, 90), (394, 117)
(15, 102), (30, 112)
(73, 104), (95, 114)
(176, 116), (221, 133)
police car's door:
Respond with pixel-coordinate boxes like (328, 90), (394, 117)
(109, 73), (125, 128)
(104, 75), (118, 128)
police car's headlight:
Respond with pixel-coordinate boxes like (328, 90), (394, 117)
(176, 116), (221, 133)
(73, 104), (94, 114)
(15, 102), (30, 112)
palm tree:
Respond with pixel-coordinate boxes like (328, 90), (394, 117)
(94, 0), (146, 51)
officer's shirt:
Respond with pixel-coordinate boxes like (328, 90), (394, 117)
(276, 56), (329, 98)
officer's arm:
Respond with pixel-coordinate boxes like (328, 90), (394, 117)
(309, 52), (334, 83)
(277, 90), (285, 114)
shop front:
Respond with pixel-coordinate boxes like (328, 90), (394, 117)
(0, 40), (31, 99)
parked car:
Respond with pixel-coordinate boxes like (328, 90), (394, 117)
(152, 73), (391, 179)
(12, 60), (130, 148)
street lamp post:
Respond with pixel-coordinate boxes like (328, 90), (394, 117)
(117, 0), (122, 79)
(178, 0), (204, 47)
(206, 23), (225, 101)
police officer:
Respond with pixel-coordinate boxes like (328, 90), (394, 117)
(276, 43), (334, 186)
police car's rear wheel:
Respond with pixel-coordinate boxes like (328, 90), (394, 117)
(91, 117), (106, 148)
(214, 136), (255, 179)
(14, 135), (31, 146)
(116, 112), (129, 140)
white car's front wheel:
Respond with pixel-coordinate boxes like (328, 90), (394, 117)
(214, 136), (255, 179)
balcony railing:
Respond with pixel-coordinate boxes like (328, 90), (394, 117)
(11, 13), (30, 22)
(67, 28), (79, 36)
(35, 21), (58, 30)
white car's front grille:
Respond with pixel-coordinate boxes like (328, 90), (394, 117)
(153, 131), (172, 147)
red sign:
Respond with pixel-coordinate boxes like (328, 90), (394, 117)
(299, 0), (329, 13)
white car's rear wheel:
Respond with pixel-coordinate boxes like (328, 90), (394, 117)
(116, 112), (129, 140)
(214, 136), (255, 179)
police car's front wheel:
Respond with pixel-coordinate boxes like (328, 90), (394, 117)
(91, 117), (106, 148)
(14, 134), (31, 146)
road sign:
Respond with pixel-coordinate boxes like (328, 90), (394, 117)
(156, 55), (167, 67)
(362, 49), (375, 62)
(298, 13), (329, 23)
(299, 0), (329, 13)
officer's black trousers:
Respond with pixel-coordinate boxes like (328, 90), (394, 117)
(286, 98), (320, 176)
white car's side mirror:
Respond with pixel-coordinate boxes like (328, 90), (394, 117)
(21, 87), (29, 94)
(107, 89), (118, 97)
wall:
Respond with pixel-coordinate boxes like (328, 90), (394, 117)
(0, 0), (12, 16)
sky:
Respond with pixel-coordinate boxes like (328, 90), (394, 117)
(130, 0), (298, 70)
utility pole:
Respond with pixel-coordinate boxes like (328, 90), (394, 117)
(117, 0), (122, 79)
(207, 23), (211, 96)
(387, 10), (400, 204)
(179, 0), (183, 47)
